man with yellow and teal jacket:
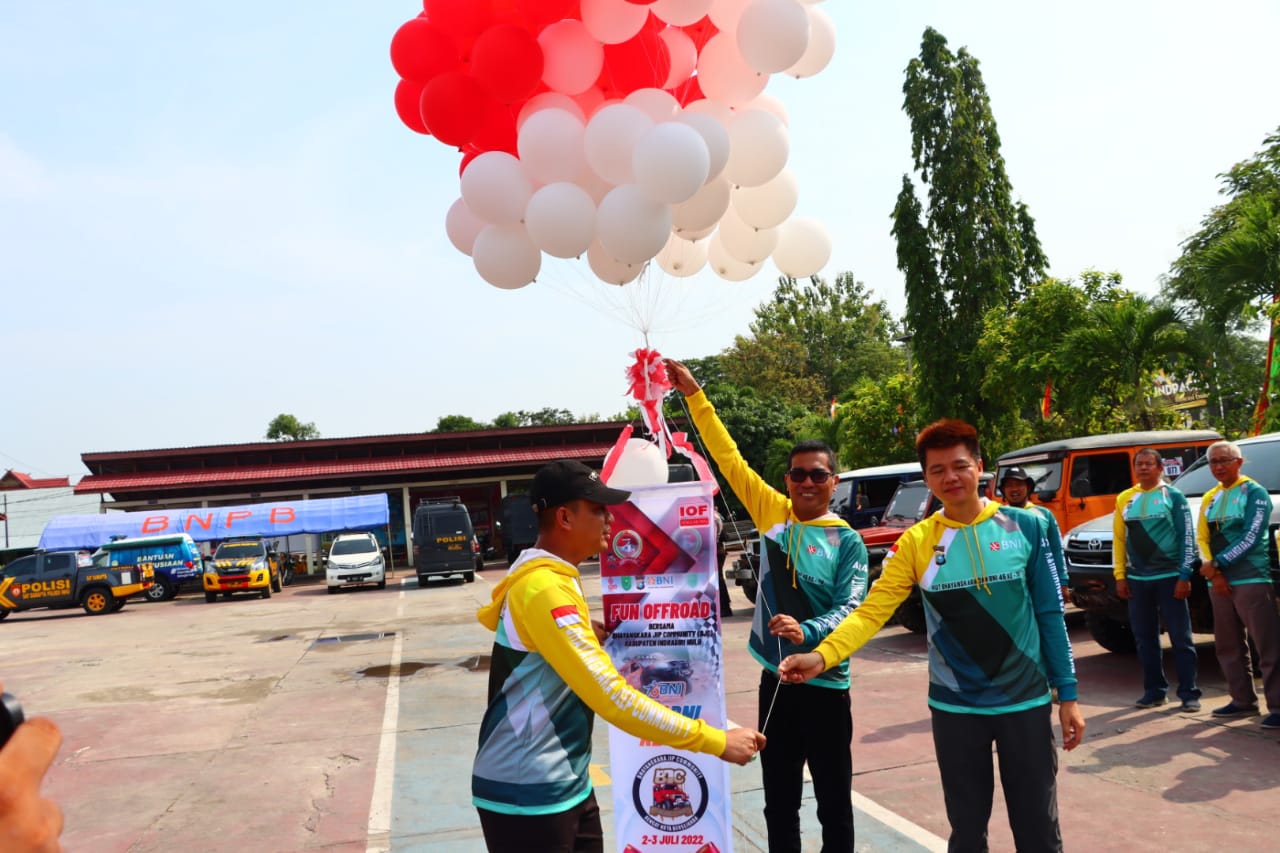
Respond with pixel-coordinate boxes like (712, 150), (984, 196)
(1195, 440), (1280, 729)
(666, 359), (869, 853)
(1113, 447), (1200, 712)
(471, 460), (766, 852)
(780, 419), (1084, 853)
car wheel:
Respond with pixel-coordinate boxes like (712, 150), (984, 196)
(82, 588), (112, 615)
(0, 608), (9, 621)
(1085, 612), (1136, 653)
(222, 592), (233, 601)
(507, 547), (518, 565)
(464, 571), (476, 583)
(377, 579), (386, 589)
(740, 579), (757, 604)
(261, 583), (271, 599)
(109, 598), (126, 612)
(271, 572), (282, 593)
(205, 591), (218, 603)
(145, 576), (172, 603)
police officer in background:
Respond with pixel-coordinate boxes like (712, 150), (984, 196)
(1001, 467), (1070, 604)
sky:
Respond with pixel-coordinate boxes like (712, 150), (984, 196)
(2, 0), (1278, 479)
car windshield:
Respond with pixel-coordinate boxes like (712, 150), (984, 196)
(883, 482), (932, 522)
(331, 538), (377, 556)
(998, 461), (1062, 493)
(1174, 439), (1280, 497)
(214, 541), (265, 559)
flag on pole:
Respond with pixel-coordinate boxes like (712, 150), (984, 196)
(1041, 378), (1053, 419)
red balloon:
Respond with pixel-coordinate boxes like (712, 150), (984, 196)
(459, 145), (483, 176)
(390, 18), (461, 83)
(424, 0), (497, 51)
(600, 26), (671, 95)
(670, 74), (704, 107)
(471, 24), (544, 104)
(512, 0), (579, 29)
(471, 103), (519, 155)
(394, 79), (430, 134)
(682, 16), (719, 53)
(419, 71), (493, 147)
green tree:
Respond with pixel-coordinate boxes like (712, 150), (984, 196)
(265, 413), (319, 441)
(893, 27), (1048, 429)
(491, 408), (578, 428)
(833, 375), (918, 469)
(720, 332), (825, 411)
(434, 414), (487, 432)
(746, 273), (904, 402)
(1059, 296), (1195, 430)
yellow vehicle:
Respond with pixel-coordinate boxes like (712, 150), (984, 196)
(203, 537), (281, 602)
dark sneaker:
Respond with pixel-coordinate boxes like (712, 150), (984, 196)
(1179, 699), (1201, 713)
(1211, 701), (1260, 717)
(1261, 713), (1280, 730)
(1134, 693), (1167, 709)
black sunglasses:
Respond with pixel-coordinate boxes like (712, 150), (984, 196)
(787, 467), (832, 484)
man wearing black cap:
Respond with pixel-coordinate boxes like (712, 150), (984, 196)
(1001, 466), (1070, 604)
(471, 459), (767, 853)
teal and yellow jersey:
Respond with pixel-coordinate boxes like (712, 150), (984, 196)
(814, 500), (1077, 714)
(471, 551), (724, 816)
(1197, 476), (1272, 586)
(685, 391), (869, 690)
(1027, 503), (1069, 589)
(1112, 484), (1195, 582)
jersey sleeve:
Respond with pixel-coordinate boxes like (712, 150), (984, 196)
(800, 528), (869, 647)
(1019, 512), (1078, 701)
(1196, 486), (1218, 561)
(685, 390), (791, 530)
(1217, 481), (1271, 566)
(514, 574), (726, 757)
(1170, 488), (1196, 580)
(1112, 488), (1133, 581)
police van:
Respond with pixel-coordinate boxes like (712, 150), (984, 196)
(95, 533), (204, 602)
(412, 498), (478, 584)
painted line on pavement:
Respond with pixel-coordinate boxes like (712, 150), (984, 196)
(365, 580), (409, 853)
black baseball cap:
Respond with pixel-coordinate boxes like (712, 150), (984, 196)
(999, 466), (1035, 487)
(530, 460), (632, 511)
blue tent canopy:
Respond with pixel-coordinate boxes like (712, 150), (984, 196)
(38, 494), (390, 551)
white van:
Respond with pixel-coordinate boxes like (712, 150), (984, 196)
(326, 532), (386, 594)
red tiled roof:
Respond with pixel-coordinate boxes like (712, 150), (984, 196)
(0, 470), (72, 490)
(75, 442), (615, 494)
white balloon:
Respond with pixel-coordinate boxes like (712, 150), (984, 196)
(717, 206), (779, 264)
(773, 216), (832, 278)
(624, 88), (681, 123)
(683, 98), (733, 125)
(445, 198), (485, 257)
(597, 184), (673, 264)
(697, 32), (768, 106)
(657, 27), (697, 89)
(731, 168), (798, 229)
(679, 222), (717, 240)
(518, 92), (586, 129)
(633, 122), (711, 204)
(708, 232), (763, 281)
(581, 0), (649, 45)
(584, 103), (654, 185)
(652, 0), (714, 27)
(588, 239), (644, 285)
(671, 174), (732, 233)
(461, 152), (534, 225)
(656, 233), (709, 277)
(738, 0), (810, 74)
(518, 109), (587, 185)
(675, 111), (730, 180)
(725, 109), (789, 187)
(787, 6), (835, 78)
(525, 183), (597, 259)
(473, 224), (540, 289)
(538, 20), (605, 95)
(740, 91), (789, 126)
(605, 438), (669, 487)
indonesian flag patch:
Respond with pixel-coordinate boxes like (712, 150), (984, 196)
(552, 604), (582, 629)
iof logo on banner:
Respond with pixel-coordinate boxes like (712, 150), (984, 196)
(601, 480), (730, 853)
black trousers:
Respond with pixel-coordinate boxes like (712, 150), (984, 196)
(758, 669), (854, 852)
(477, 792), (603, 853)
(930, 704), (1062, 853)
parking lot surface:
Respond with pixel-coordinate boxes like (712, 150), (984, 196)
(5, 564), (1280, 851)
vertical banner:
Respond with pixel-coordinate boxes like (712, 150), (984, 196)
(601, 480), (730, 853)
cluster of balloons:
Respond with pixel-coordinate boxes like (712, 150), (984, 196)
(391, 0), (836, 290)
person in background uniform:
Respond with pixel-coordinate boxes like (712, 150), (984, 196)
(1113, 448), (1200, 712)
(780, 419), (1084, 853)
(666, 358), (869, 853)
(714, 510), (734, 617)
(1000, 466), (1070, 604)
(0, 681), (64, 853)
(1196, 440), (1280, 729)
(471, 459), (766, 853)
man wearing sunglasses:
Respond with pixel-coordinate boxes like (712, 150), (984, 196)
(665, 358), (869, 853)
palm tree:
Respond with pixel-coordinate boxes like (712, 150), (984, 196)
(1061, 297), (1196, 430)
